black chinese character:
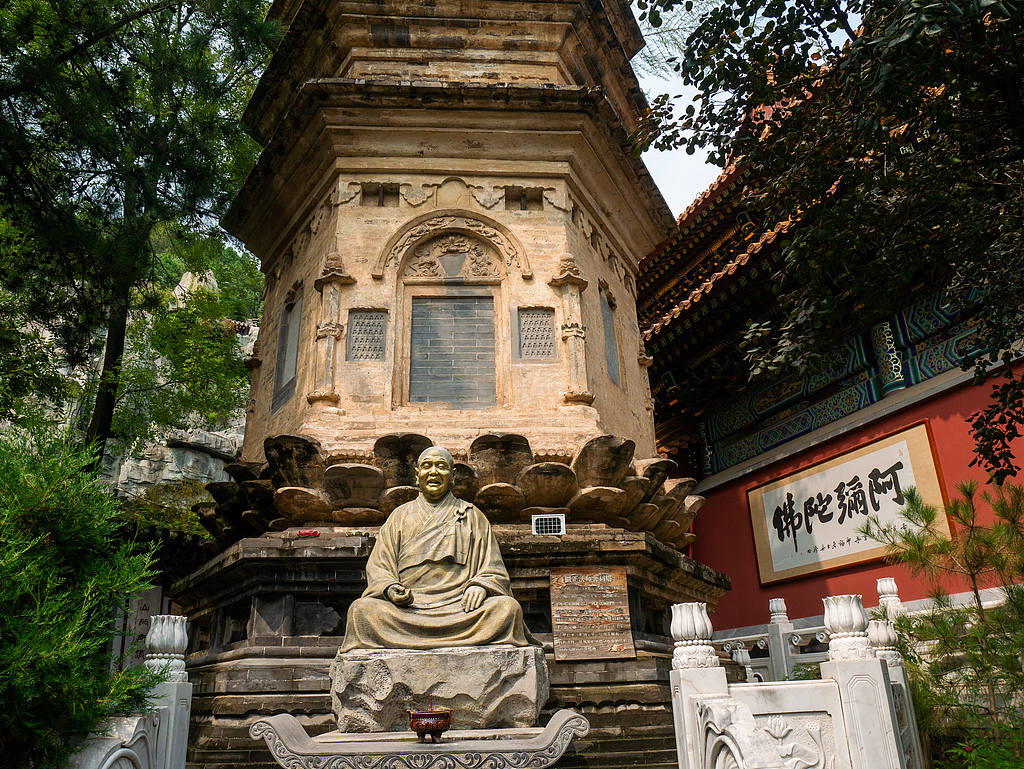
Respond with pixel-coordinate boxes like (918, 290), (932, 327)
(835, 476), (869, 524)
(772, 492), (803, 552)
(868, 461), (906, 512)
(803, 492), (834, 533)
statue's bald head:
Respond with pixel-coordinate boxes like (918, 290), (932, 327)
(415, 447), (454, 501)
(417, 446), (453, 468)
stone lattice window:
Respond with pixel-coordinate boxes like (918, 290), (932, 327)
(347, 311), (387, 361)
(518, 308), (555, 359)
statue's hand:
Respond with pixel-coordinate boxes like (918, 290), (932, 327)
(386, 584), (413, 606)
(462, 585), (487, 612)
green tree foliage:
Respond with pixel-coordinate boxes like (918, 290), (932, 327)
(0, 422), (162, 766)
(863, 482), (1024, 763)
(0, 0), (277, 461)
(95, 286), (252, 452)
(635, 0), (1024, 481)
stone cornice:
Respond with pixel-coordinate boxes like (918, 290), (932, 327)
(223, 79), (675, 240)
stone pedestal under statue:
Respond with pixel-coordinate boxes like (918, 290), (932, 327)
(331, 645), (549, 732)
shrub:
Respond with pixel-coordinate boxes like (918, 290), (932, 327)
(863, 482), (1024, 766)
(0, 423), (162, 767)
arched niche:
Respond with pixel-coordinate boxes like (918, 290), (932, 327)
(372, 210), (532, 280)
(388, 216), (521, 411)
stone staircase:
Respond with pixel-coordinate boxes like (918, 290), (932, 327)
(552, 702), (678, 769)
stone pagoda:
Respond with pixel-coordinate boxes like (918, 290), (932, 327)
(172, 0), (731, 766)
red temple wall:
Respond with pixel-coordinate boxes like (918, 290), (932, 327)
(692, 373), (1023, 629)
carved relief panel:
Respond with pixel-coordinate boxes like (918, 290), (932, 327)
(401, 233), (502, 282)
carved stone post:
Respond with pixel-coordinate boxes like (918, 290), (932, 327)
(548, 255), (594, 405)
(868, 619), (903, 667)
(145, 615), (193, 769)
(671, 602), (719, 669)
(768, 597), (789, 625)
(823, 594), (873, 661)
(145, 614), (189, 681)
(668, 602), (729, 769)
(877, 577), (903, 618)
(820, 595), (906, 769)
(309, 250), (355, 407)
(766, 597), (795, 681)
(870, 321), (906, 397)
(730, 642), (756, 682)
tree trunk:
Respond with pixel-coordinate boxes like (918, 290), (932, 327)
(84, 296), (130, 472)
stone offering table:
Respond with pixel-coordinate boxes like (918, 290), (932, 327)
(251, 708), (589, 769)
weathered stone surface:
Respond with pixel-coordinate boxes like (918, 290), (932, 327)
(568, 486), (627, 522)
(265, 435), (325, 489)
(275, 487), (332, 522)
(516, 463), (577, 508)
(167, 427), (241, 462)
(330, 645), (549, 732)
(676, 495), (707, 531)
(473, 483), (526, 523)
(630, 502), (664, 531)
(469, 434), (534, 487)
(332, 507), (388, 526)
(240, 479), (277, 521)
(325, 463), (385, 509)
(295, 603), (342, 636)
(224, 461), (264, 484)
(380, 485), (419, 513)
(633, 457), (677, 504)
(373, 434), (433, 488)
(571, 435), (635, 488)
(241, 510), (270, 533)
(619, 475), (650, 514)
(110, 444), (230, 495)
(451, 462), (480, 503)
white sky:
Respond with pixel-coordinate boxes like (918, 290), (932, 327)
(634, 74), (724, 217)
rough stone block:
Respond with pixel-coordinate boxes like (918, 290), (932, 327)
(329, 644), (549, 732)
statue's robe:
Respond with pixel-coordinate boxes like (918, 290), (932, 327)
(339, 492), (537, 651)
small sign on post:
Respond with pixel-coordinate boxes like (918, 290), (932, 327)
(549, 566), (636, 661)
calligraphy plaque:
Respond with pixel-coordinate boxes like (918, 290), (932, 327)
(748, 422), (949, 583)
(550, 566), (636, 661)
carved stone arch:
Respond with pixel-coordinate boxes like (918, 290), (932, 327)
(372, 210), (532, 280)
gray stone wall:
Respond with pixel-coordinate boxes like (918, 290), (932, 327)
(409, 295), (496, 409)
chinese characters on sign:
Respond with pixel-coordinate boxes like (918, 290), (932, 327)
(770, 459), (907, 554)
(550, 566), (636, 661)
(748, 424), (948, 582)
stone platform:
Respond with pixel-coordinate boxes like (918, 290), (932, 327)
(331, 645), (549, 731)
(250, 708), (589, 769)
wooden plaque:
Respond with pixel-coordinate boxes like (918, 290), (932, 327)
(748, 422), (949, 583)
(549, 566), (636, 661)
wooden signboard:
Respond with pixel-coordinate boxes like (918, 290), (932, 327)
(748, 422), (949, 583)
(549, 566), (636, 661)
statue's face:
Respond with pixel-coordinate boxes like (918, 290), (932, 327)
(416, 451), (452, 502)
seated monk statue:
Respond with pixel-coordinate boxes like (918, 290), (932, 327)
(339, 446), (538, 651)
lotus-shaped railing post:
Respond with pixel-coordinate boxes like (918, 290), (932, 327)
(145, 614), (189, 682)
(670, 602), (719, 669)
(822, 594), (872, 662)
